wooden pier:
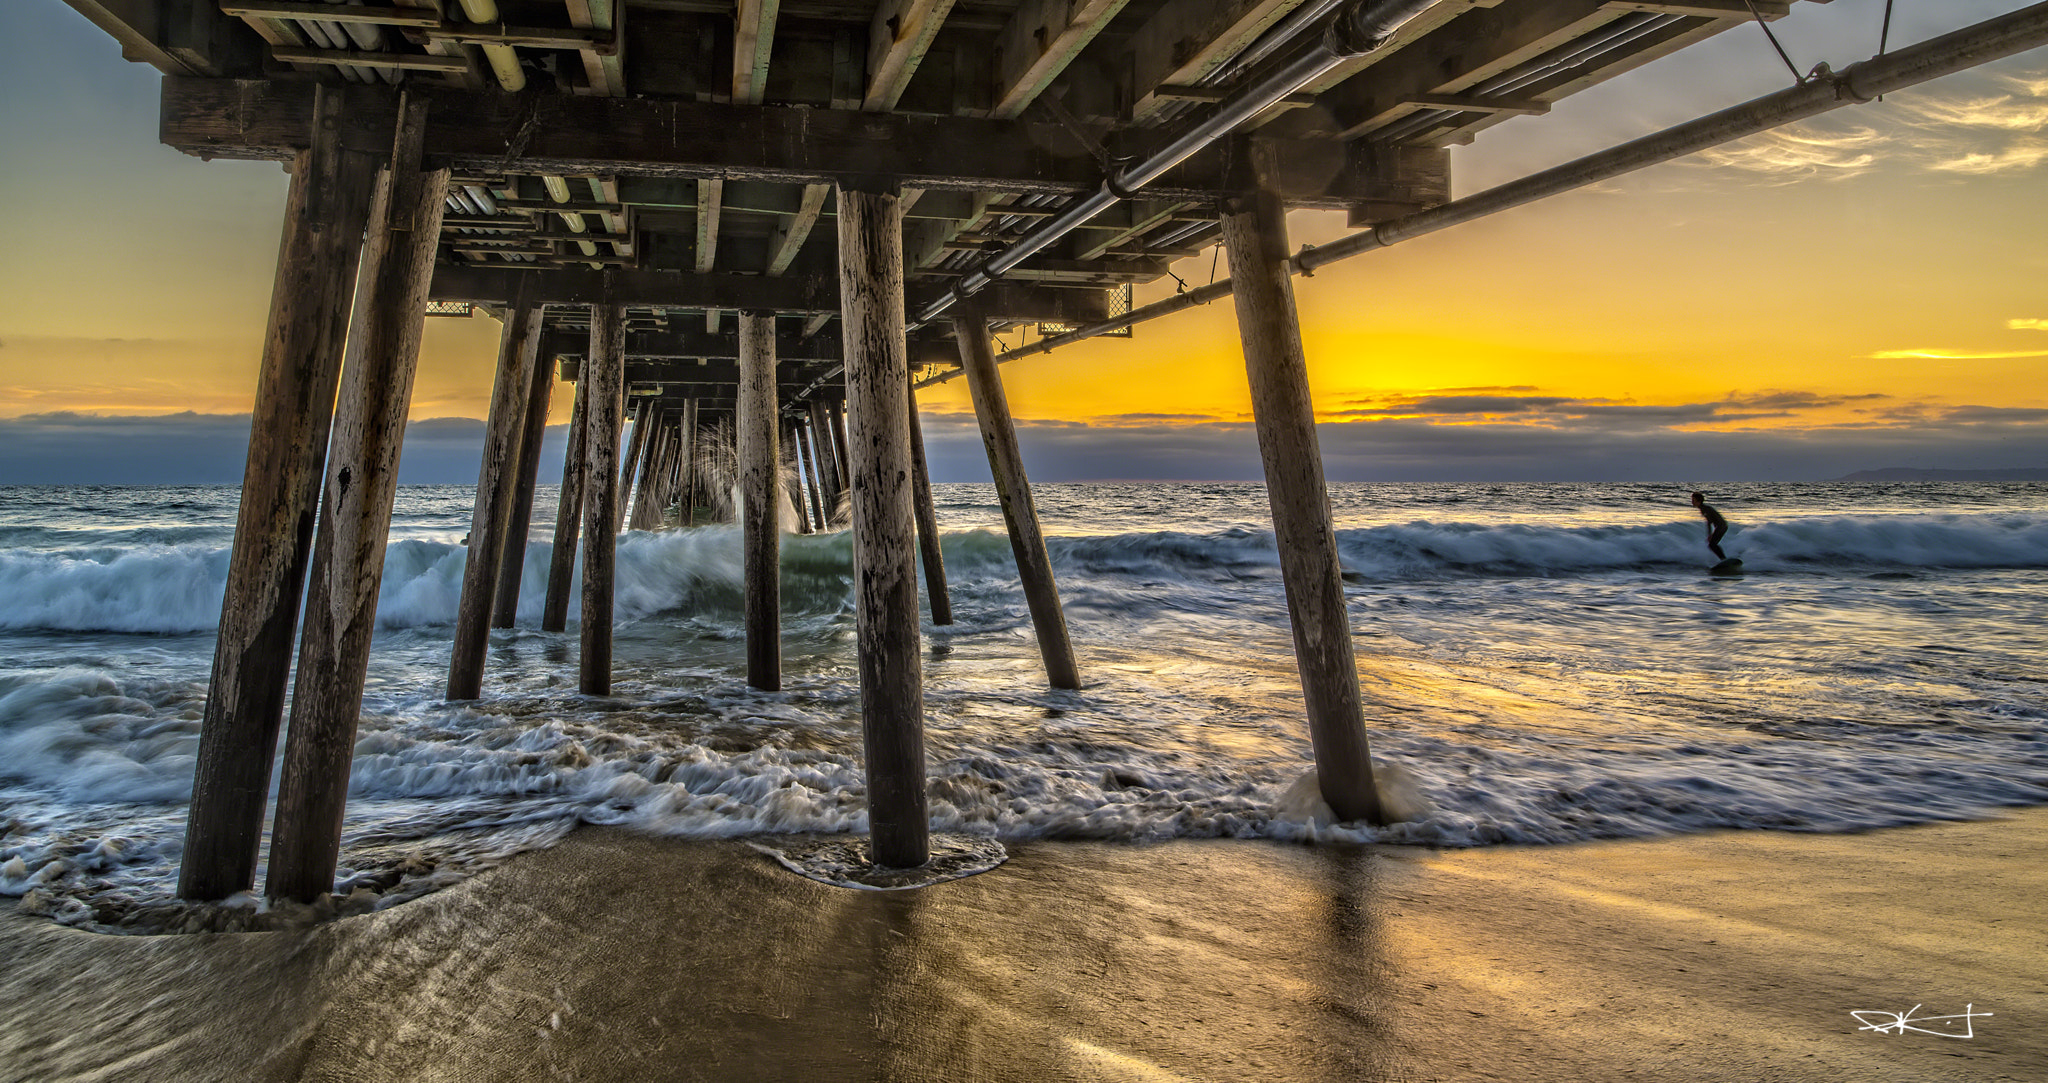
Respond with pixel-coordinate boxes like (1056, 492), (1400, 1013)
(61, 0), (2047, 898)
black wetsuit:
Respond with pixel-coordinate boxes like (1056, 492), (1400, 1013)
(1698, 501), (1728, 560)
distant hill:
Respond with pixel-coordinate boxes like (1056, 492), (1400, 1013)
(1829, 467), (2048, 482)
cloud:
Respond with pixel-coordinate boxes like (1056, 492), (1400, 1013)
(1681, 65), (2048, 183)
(1870, 348), (2048, 360)
(2009, 318), (2048, 331)
(0, 412), (570, 485)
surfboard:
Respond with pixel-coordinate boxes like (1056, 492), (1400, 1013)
(1709, 558), (1745, 576)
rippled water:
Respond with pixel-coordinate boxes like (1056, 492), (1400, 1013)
(3, 481), (2046, 930)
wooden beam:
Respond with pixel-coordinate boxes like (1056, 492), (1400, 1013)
(766, 183), (830, 276)
(162, 78), (1439, 207)
(424, 25), (617, 53)
(1123, 0), (1306, 126)
(63, 1), (190, 74)
(542, 376), (588, 632)
(863, 0), (958, 112)
(1601, 1), (1787, 16)
(220, 2), (438, 27)
(695, 179), (723, 273)
(1402, 92), (1550, 115)
(269, 47), (473, 73)
(565, 0), (625, 96)
(988, 0), (1130, 121)
(733, 0), (781, 105)
(429, 263), (1115, 323)
(494, 351), (556, 627)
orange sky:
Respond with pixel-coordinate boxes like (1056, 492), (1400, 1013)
(2, 1), (2045, 481)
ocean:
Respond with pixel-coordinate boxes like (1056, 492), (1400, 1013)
(3, 480), (2046, 929)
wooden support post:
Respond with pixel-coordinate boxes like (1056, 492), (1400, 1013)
(179, 86), (375, 901)
(738, 311), (783, 691)
(828, 400), (852, 492)
(796, 421), (828, 532)
(542, 376), (588, 633)
(956, 313), (1078, 688)
(493, 348), (556, 628)
(783, 419), (813, 535)
(579, 297), (627, 695)
(267, 95), (450, 902)
(617, 398), (651, 531)
(680, 399), (700, 526)
(627, 407), (664, 531)
(448, 300), (542, 700)
(1219, 179), (1385, 826)
(837, 182), (928, 869)
(807, 400), (844, 526)
(906, 381), (953, 626)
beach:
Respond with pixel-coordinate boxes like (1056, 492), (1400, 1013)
(6, 811), (2042, 1082)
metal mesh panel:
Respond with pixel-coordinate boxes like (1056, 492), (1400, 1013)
(1037, 283), (1132, 339)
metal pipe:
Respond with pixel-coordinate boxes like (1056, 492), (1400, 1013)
(911, 0), (1449, 327)
(918, 1), (2048, 384)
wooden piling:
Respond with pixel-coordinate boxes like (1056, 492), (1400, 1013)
(837, 182), (928, 869)
(1220, 181), (1385, 826)
(448, 300), (542, 700)
(956, 313), (1077, 687)
(784, 419), (814, 535)
(738, 311), (783, 690)
(796, 420), (828, 532)
(828, 400), (852, 492)
(579, 298), (627, 695)
(808, 400), (844, 526)
(179, 85), (375, 901)
(906, 381), (953, 626)
(617, 398), (651, 531)
(542, 375), (588, 633)
(627, 408), (665, 531)
(679, 399), (700, 526)
(267, 95), (450, 902)
(493, 346), (556, 628)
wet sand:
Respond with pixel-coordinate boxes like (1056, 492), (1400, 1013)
(4, 812), (2044, 1082)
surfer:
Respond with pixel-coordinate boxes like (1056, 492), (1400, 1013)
(1691, 491), (1728, 560)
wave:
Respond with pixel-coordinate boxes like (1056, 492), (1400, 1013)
(1, 513), (2044, 634)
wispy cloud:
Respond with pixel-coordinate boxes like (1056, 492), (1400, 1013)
(2009, 318), (2048, 331)
(1684, 67), (2048, 183)
(1870, 348), (2048, 360)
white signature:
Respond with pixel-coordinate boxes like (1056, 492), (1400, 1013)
(1850, 1004), (1992, 1038)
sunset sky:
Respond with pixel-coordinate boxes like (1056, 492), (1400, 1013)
(2, 0), (2044, 483)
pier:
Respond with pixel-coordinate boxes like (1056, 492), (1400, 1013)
(49, 0), (2048, 901)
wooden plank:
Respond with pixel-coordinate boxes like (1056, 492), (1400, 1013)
(267, 95), (451, 902)
(1602, 1), (1787, 16)
(178, 86), (374, 902)
(988, 0), (1130, 121)
(863, 0), (958, 112)
(695, 179), (723, 273)
(62, 1), (189, 74)
(425, 25), (617, 52)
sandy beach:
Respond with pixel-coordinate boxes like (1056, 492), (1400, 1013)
(4, 811), (2043, 1083)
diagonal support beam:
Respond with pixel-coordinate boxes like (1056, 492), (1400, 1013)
(988, 0), (1132, 120)
(863, 0), (958, 111)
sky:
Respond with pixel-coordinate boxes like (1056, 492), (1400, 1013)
(2, 0), (2045, 484)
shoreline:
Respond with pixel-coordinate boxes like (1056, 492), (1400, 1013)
(5, 812), (2044, 1082)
